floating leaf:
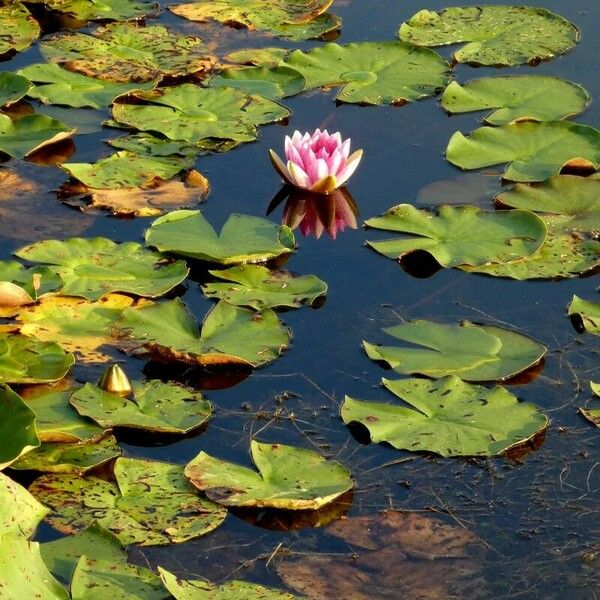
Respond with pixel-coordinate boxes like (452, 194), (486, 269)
(16, 294), (151, 363)
(0, 334), (74, 384)
(208, 66), (306, 100)
(29, 457), (227, 546)
(201, 265), (327, 310)
(41, 523), (125, 583)
(71, 556), (168, 600)
(495, 175), (600, 233)
(441, 76), (590, 125)
(568, 295), (600, 335)
(70, 380), (212, 434)
(0, 472), (47, 536)
(461, 216), (600, 280)
(0, 260), (62, 310)
(17, 63), (156, 109)
(276, 511), (486, 600)
(0, 72), (31, 106)
(399, 6), (579, 66)
(111, 85), (290, 144)
(281, 41), (450, 105)
(225, 47), (290, 68)
(364, 320), (546, 381)
(11, 435), (122, 475)
(581, 382), (600, 427)
(62, 151), (195, 190)
(115, 298), (290, 368)
(342, 376), (547, 457)
(0, 2), (40, 57)
(273, 11), (340, 41)
(446, 121), (600, 182)
(42, 24), (216, 83)
(26, 0), (158, 22)
(0, 533), (69, 600)
(146, 210), (295, 264)
(159, 568), (298, 599)
(170, 0), (334, 40)
(0, 114), (75, 159)
(185, 439), (353, 510)
(365, 204), (546, 268)
(15, 238), (189, 301)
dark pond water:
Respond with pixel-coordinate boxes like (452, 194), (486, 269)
(2, 0), (600, 598)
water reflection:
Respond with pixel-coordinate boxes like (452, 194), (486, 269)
(267, 185), (359, 240)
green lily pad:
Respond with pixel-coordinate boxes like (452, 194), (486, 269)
(364, 320), (546, 382)
(280, 41), (450, 105)
(201, 265), (327, 310)
(41, 523), (125, 583)
(0, 260), (62, 308)
(0, 2), (40, 57)
(17, 63), (156, 109)
(0, 114), (75, 159)
(62, 151), (195, 189)
(398, 6), (579, 66)
(208, 66), (306, 100)
(29, 457), (228, 546)
(111, 85), (290, 144)
(185, 440), (353, 510)
(71, 556), (169, 600)
(26, 0), (158, 22)
(70, 380), (212, 434)
(441, 76), (590, 125)
(0, 472), (47, 536)
(0, 533), (69, 600)
(495, 176), (600, 233)
(11, 435), (122, 475)
(568, 295), (600, 335)
(273, 11), (340, 41)
(0, 334), (74, 384)
(0, 72), (31, 106)
(158, 568), (298, 599)
(581, 382), (600, 427)
(365, 204), (546, 268)
(169, 0), (334, 40)
(108, 133), (201, 157)
(461, 216), (600, 280)
(342, 376), (548, 457)
(17, 294), (151, 363)
(446, 121), (600, 182)
(115, 298), (290, 368)
(41, 23), (216, 83)
(225, 47), (290, 68)
(15, 237), (189, 301)
(146, 210), (295, 264)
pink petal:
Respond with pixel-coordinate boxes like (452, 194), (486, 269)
(287, 161), (310, 188)
(336, 149), (362, 186)
(327, 148), (343, 175)
(340, 138), (351, 161)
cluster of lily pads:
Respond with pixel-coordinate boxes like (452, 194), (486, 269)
(0, 0), (599, 596)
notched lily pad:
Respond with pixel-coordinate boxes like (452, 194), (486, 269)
(185, 439), (353, 510)
(115, 298), (290, 368)
(446, 121), (600, 182)
(202, 265), (327, 310)
(42, 23), (217, 83)
(0, 72), (31, 106)
(399, 6), (579, 66)
(146, 210), (295, 264)
(70, 379), (212, 434)
(15, 237), (189, 301)
(441, 76), (590, 125)
(111, 85), (290, 145)
(0, 2), (40, 58)
(364, 319), (546, 382)
(365, 204), (546, 268)
(28, 456), (227, 546)
(0, 385), (39, 469)
(342, 375), (548, 457)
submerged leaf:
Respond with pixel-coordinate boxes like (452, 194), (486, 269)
(29, 457), (227, 546)
(185, 440), (353, 510)
(342, 376), (547, 457)
(441, 76), (590, 125)
(146, 210), (295, 264)
(399, 6), (579, 66)
(15, 238), (189, 301)
(446, 121), (600, 182)
(365, 204), (546, 268)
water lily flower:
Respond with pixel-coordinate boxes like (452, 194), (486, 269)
(269, 129), (363, 194)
